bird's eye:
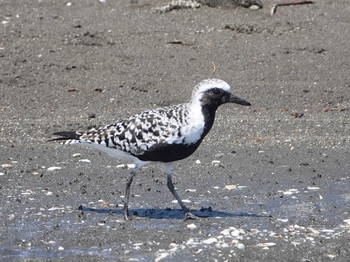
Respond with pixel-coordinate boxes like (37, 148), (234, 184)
(210, 88), (221, 95)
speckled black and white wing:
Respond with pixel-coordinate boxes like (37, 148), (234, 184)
(84, 104), (192, 155)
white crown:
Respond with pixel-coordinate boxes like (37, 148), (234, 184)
(192, 79), (231, 100)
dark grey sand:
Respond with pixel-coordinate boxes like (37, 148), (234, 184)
(0, 0), (349, 261)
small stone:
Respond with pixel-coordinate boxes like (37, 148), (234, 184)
(127, 164), (136, 169)
(186, 238), (195, 245)
(47, 166), (61, 171)
(291, 241), (300, 246)
(308, 227), (320, 235)
(343, 219), (350, 225)
(0, 172), (5, 176)
(282, 188), (299, 195)
(195, 249), (202, 254)
(48, 207), (64, 211)
(21, 190), (33, 195)
(195, 159), (201, 164)
(221, 243), (229, 248)
(202, 237), (217, 244)
(230, 229), (241, 237)
(236, 243), (245, 249)
(211, 160), (220, 164)
(250, 228), (260, 234)
(87, 113), (96, 119)
(58, 246), (64, 251)
(307, 186), (320, 190)
(327, 254), (337, 259)
(72, 153), (81, 157)
(1, 163), (12, 168)
(305, 236), (315, 242)
(287, 225), (295, 232)
(249, 4), (261, 10)
(220, 229), (231, 236)
(225, 184), (237, 190)
(215, 153), (225, 157)
(116, 164), (135, 169)
(97, 221), (106, 226)
(256, 242), (276, 248)
(78, 159), (91, 163)
(320, 229), (334, 233)
(171, 199), (191, 204)
(187, 223), (197, 230)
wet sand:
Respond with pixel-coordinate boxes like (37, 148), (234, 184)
(0, 0), (349, 261)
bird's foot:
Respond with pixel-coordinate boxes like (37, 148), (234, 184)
(184, 212), (199, 221)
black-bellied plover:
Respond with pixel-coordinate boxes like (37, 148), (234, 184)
(156, 0), (263, 13)
(51, 79), (251, 220)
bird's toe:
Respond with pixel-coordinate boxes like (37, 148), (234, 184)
(184, 212), (199, 221)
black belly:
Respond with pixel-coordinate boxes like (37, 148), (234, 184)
(135, 142), (202, 163)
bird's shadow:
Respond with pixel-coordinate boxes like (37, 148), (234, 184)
(78, 205), (272, 220)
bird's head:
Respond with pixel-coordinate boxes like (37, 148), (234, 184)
(191, 79), (251, 109)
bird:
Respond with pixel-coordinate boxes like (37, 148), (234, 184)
(156, 0), (263, 13)
(50, 79), (251, 220)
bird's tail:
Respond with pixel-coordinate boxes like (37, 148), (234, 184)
(48, 131), (81, 143)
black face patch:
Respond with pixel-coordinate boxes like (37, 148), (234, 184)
(200, 88), (229, 108)
(209, 88), (223, 95)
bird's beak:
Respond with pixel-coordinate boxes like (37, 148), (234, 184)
(226, 94), (251, 106)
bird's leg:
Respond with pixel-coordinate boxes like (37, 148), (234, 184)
(164, 163), (198, 220)
(123, 166), (138, 220)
